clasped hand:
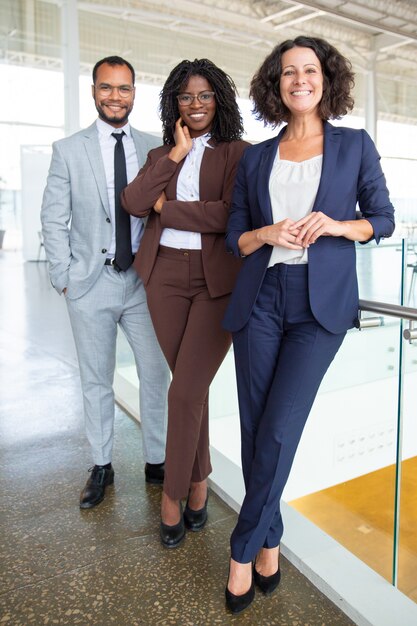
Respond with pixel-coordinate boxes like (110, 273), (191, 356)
(290, 211), (344, 247)
(262, 212), (342, 249)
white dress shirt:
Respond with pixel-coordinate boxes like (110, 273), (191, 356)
(159, 133), (214, 250)
(268, 150), (323, 267)
(96, 118), (141, 256)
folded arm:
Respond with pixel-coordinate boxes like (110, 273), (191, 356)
(121, 152), (178, 218)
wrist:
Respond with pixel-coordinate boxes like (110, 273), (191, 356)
(255, 227), (264, 243)
(168, 146), (187, 163)
(338, 220), (349, 238)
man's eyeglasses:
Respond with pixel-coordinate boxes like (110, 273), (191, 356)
(95, 84), (134, 98)
(176, 91), (215, 106)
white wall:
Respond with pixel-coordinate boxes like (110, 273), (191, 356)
(21, 146), (51, 261)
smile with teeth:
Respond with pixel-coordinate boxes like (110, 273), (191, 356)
(105, 104), (124, 111)
(291, 90), (312, 96)
(189, 113), (206, 120)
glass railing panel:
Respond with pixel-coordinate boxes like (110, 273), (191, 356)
(356, 237), (404, 305)
(286, 316), (401, 584)
(402, 236), (417, 309)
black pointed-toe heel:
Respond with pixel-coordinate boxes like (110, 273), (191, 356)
(253, 559), (281, 595)
(160, 502), (185, 548)
(183, 494), (208, 531)
(225, 570), (255, 614)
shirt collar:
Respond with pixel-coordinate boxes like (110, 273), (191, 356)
(96, 117), (131, 138)
(193, 133), (214, 150)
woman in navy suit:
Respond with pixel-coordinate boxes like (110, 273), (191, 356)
(223, 36), (395, 613)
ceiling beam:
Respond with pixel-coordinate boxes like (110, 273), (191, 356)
(281, 0), (417, 42)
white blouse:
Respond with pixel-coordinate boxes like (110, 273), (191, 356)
(268, 149), (323, 267)
(159, 134), (213, 250)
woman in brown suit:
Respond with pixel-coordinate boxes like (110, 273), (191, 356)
(122, 59), (249, 548)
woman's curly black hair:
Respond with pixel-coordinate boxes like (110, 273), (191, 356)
(159, 58), (244, 145)
(250, 36), (355, 126)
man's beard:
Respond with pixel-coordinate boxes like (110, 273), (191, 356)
(95, 102), (131, 126)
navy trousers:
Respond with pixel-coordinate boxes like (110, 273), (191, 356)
(230, 264), (346, 564)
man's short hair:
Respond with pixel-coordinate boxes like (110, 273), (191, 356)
(92, 56), (135, 85)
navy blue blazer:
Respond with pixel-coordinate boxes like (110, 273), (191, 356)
(223, 122), (395, 335)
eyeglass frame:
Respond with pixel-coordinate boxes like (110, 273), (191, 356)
(176, 91), (216, 106)
(94, 83), (135, 98)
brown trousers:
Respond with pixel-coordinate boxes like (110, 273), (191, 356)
(145, 246), (232, 500)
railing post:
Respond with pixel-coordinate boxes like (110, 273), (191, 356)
(392, 239), (408, 586)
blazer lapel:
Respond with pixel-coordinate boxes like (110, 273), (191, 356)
(131, 130), (148, 170)
(312, 121), (342, 211)
(83, 123), (111, 217)
(257, 127), (287, 224)
(199, 139), (217, 198)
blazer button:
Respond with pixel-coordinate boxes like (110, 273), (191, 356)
(101, 248), (107, 253)
(106, 217), (111, 223)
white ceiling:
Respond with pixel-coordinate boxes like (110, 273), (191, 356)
(1, 0), (417, 122)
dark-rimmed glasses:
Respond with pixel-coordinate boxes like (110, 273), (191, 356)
(95, 84), (135, 98)
(176, 91), (215, 106)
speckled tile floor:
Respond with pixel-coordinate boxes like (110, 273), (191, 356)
(0, 251), (355, 625)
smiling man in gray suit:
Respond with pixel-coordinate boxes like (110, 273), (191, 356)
(41, 56), (169, 509)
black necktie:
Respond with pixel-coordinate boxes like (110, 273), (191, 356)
(112, 131), (132, 271)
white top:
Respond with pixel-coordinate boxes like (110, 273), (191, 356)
(96, 118), (141, 256)
(268, 150), (323, 267)
(159, 134), (214, 250)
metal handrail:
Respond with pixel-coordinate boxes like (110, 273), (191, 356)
(359, 298), (417, 322)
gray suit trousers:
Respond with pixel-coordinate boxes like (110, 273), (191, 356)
(66, 264), (169, 466)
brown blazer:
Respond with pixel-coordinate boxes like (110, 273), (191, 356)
(121, 139), (249, 298)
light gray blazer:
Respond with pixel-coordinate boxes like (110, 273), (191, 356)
(41, 122), (161, 300)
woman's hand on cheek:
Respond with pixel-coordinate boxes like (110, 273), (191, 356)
(169, 118), (193, 163)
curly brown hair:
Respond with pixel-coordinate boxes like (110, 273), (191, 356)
(159, 58), (244, 145)
(250, 36), (355, 126)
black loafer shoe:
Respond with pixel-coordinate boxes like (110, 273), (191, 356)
(225, 578), (255, 614)
(253, 562), (281, 595)
(145, 462), (164, 485)
(160, 503), (185, 548)
(80, 465), (114, 509)
(183, 495), (208, 531)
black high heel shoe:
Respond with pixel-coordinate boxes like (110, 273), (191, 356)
(253, 554), (281, 595)
(160, 501), (185, 548)
(183, 493), (208, 531)
(225, 564), (255, 614)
